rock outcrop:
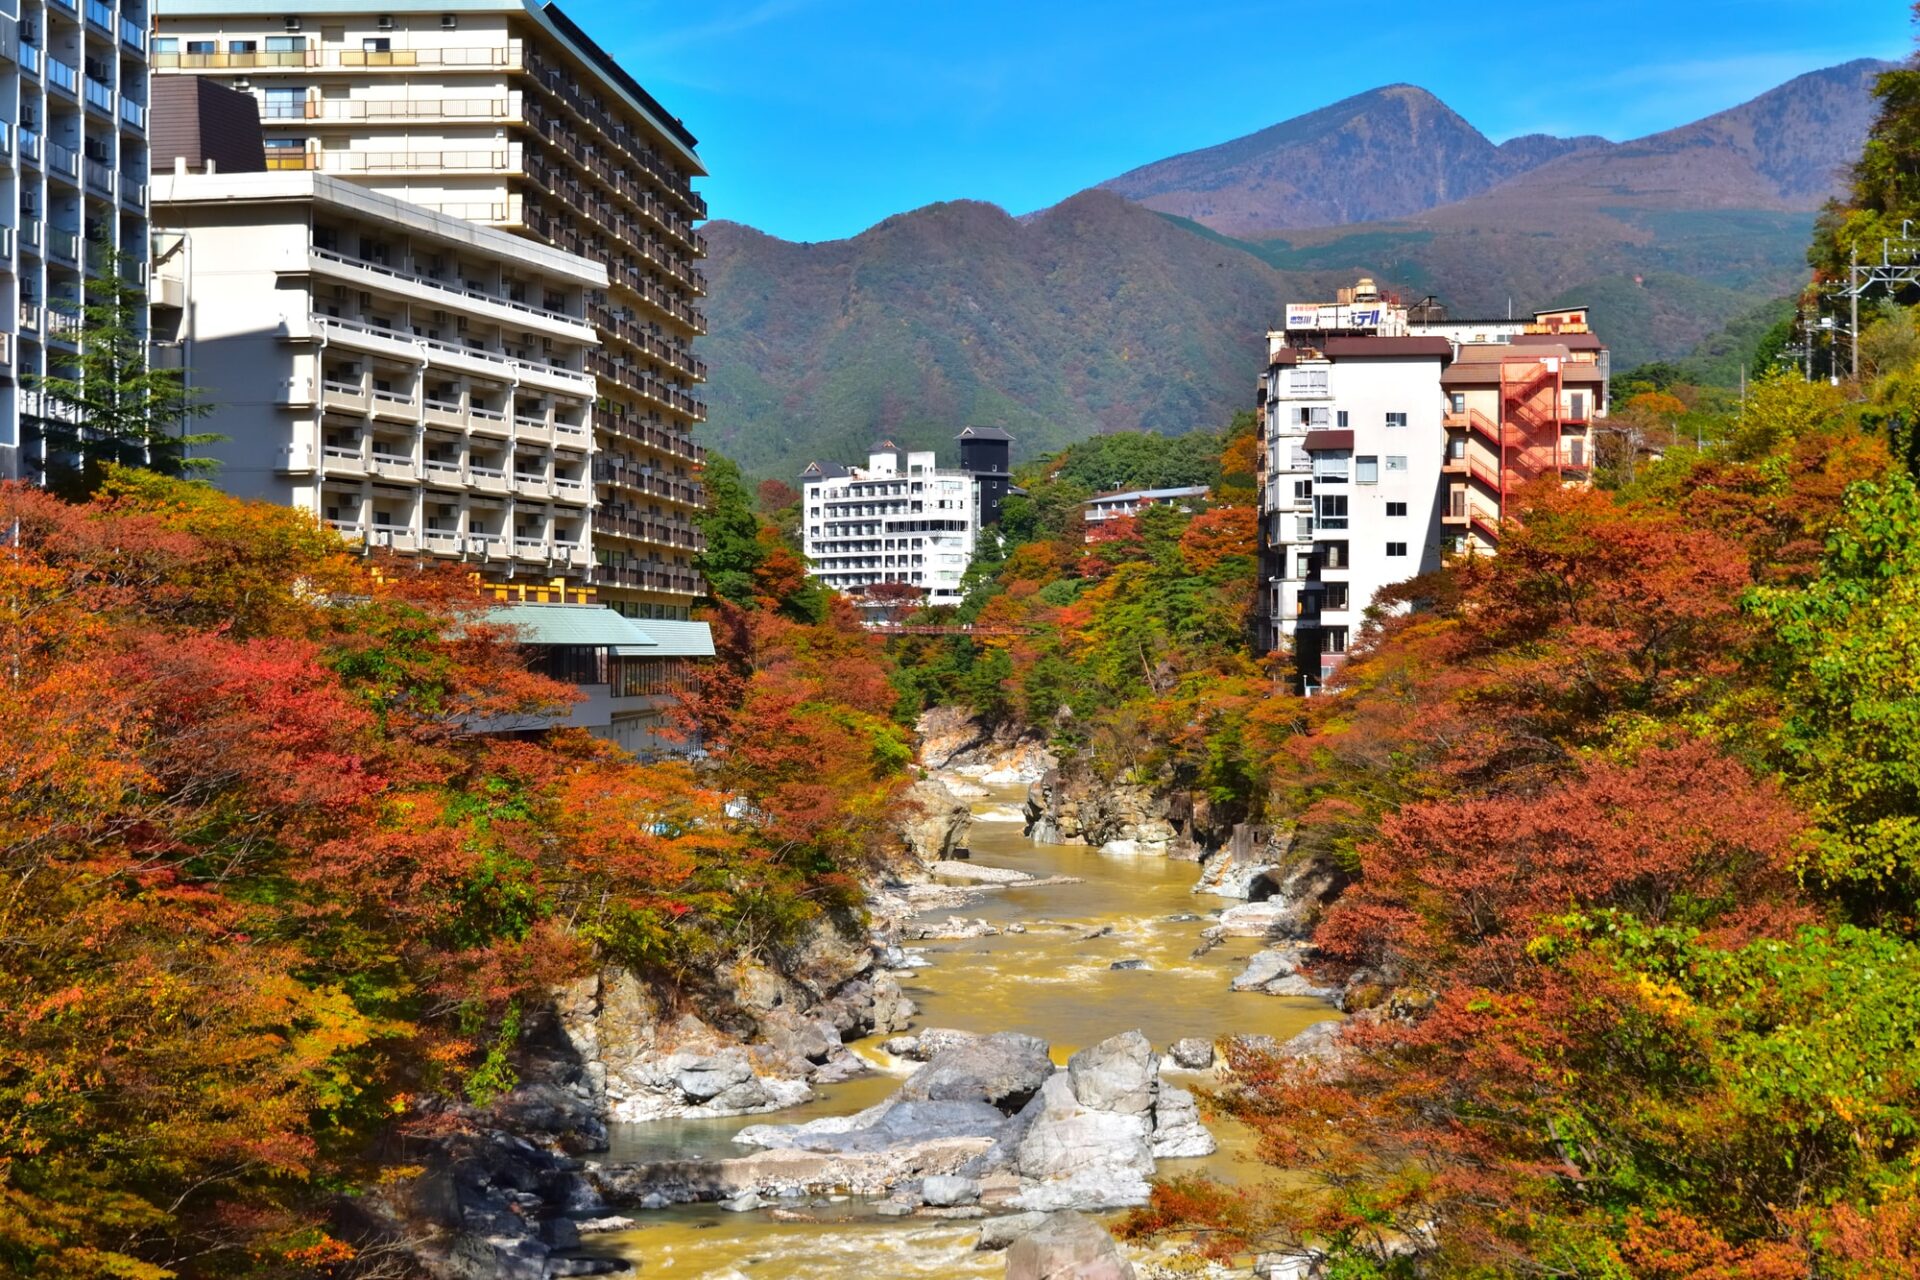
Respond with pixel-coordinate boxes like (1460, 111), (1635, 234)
(553, 921), (918, 1124)
(586, 1030), (1212, 1216)
(1023, 768), (1236, 861)
(896, 778), (975, 863)
(1003, 1211), (1139, 1280)
(917, 705), (1058, 785)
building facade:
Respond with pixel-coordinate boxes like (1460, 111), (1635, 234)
(151, 0), (706, 619)
(1256, 280), (1608, 690)
(0, 0), (151, 483)
(801, 443), (983, 608)
(152, 168), (606, 580)
(484, 597), (713, 755)
(1082, 484), (1210, 539)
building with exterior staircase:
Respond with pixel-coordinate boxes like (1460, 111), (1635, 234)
(1255, 278), (1607, 691)
(150, 0), (707, 619)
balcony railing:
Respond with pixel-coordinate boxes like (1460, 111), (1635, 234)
(19, 128), (40, 166)
(120, 16), (145, 53)
(120, 97), (147, 131)
(84, 157), (112, 194)
(315, 314), (591, 384)
(47, 57), (78, 96)
(85, 78), (115, 116)
(46, 141), (77, 181)
(264, 150), (314, 170)
(152, 43), (523, 71)
(321, 148), (517, 174)
(284, 96), (510, 121)
(48, 227), (79, 264)
(84, 0), (112, 33)
(307, 244), (582, 326)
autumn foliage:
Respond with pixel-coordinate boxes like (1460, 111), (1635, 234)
(0, 469), (905, 1277)
(1113, 375), (1920, 1277)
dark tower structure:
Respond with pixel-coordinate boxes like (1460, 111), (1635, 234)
(956, 426), (1014, 527)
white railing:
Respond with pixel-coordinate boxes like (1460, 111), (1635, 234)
(314, 313), (591, 383)
(308, 244), (580, 326)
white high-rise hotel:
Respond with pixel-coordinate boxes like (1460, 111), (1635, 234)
(150, 0), (708, 619)
(1257, 279), (1607, 692)
(0, 0), (151, 482)
(801, 441), (989, 608)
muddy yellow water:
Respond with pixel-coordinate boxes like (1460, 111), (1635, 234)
(591, 790), (1337, 1277)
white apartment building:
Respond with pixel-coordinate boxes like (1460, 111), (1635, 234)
(1256, 281), (1608, 692)
(1263, 336), (1453, 691)
(0, 0), (151, 482)
(801, 443), (980, 608)
(151, 168), (605, 580)
(152, 0), (707, 618)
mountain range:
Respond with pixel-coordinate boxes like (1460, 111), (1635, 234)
(700, 59), (1893, 478)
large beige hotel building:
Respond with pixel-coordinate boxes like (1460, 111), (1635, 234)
(150, 0), (707, 618)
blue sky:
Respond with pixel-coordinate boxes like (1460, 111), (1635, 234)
(579, 0), (1912, 243)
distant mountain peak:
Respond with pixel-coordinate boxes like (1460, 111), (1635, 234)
(1096, 84), (1573, 235)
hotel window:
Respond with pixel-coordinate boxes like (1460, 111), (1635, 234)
(1314, 450), (1350, 483)
(266, 35), (304, 52)
(264, 87), (305, 119)
(186, 40), (215, 54)
(154, 37), (179, 54)
(1386, 501), (1407, 517)
(1336, 410), (1349, 427)
(1292, 479), (1313, 501)
(228, 39), (258, 53)
(1354, 455), (1378, 484)
(1385, 411), (1408, 428)
(1387, 542), (1408, 557)
(1449, 393), (1465, 413)
(1385, 455), (1408, 473)
(1316, 495), (1348, 530)
(1289, 369), (1328, 396)
(1324, 582), (1349, 610)
(1323, 628), (1349, 656)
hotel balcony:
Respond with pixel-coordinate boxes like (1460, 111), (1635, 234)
(309, 314), (596, 398)
(154, 43), (527, 72)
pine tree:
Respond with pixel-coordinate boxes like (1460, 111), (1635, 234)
(25, 245), (217, 495)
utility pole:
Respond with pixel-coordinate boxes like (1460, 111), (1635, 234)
(1851, 243), (1860, 382)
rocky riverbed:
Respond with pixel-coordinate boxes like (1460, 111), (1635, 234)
(385, 713), (1351, 1279)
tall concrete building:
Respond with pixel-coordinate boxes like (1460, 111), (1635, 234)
(151, 0), (707, 619)
(0, 0), (152, 483)
(800, 441), (998, 609)
(1255, 279), (1606, 692)
(151, 169), (606, 582)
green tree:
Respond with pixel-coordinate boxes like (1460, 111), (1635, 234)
(1749, 471), (1920, 919)
(27, 247), (215, 496)
(695, 455), (767, 608)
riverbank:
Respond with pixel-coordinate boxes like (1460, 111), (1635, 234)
(579, 786), (1340, 1276)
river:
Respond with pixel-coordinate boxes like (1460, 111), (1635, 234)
(589, 789), (1338, 1277)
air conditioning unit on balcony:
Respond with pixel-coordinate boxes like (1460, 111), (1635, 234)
(440, 13), (457, 28)
(376, 14), (393, 30)
(19, 20), (36, 44)
(432, 309), (450, 324)
(284, 16), (302, 32)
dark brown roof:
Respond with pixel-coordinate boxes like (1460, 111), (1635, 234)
(1304, 429), (1355, 451)
(150, 78), (266, 174)
(1321, 336), (1454, 360)
(1267, 349), (1301, 367)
